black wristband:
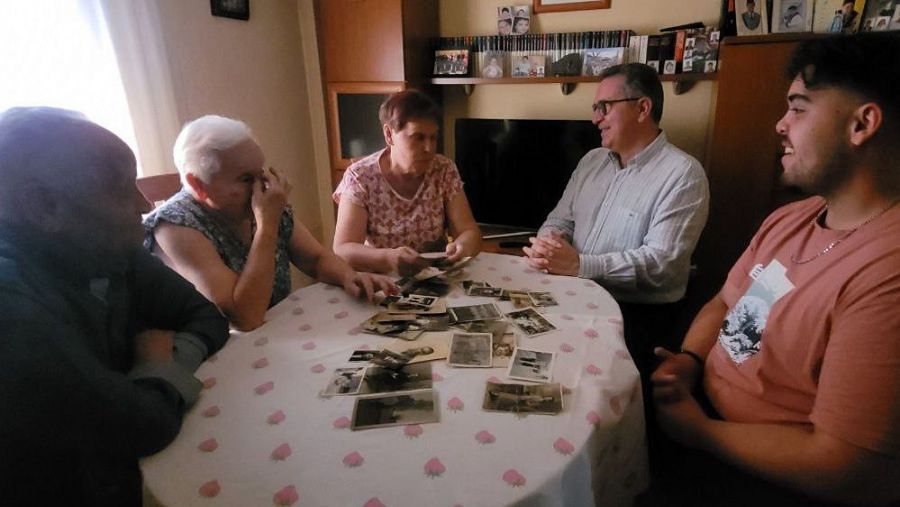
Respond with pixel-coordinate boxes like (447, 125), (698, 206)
(678, 349), (704, 367)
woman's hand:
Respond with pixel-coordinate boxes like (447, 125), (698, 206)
(392, 246), (430, 276)
(445, 241), (465, 263)
(251, 167), (290, 226)
(341, 272), (399, 302)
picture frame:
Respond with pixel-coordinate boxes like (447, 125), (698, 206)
(736, 0), (770, 35)
(433, 49), (470, 76)
(533, 0), (611, 13)
(210, 0), (249, 21)
(813, 0), (866, 33)
(771, 0), (814, 32)
(861, 0), (895, 30)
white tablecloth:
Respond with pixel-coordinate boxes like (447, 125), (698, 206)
(142, 253), (648, 506)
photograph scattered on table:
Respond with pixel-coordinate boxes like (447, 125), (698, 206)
(400, 294), (437, 308)
(359, 312), (425, 341)
(507, 290), (533, 309)
(507, 348), (555, 383)
(382, 332), (450, 364)
(528, 291), (559, 307)
(320, 366), (367, 396)
(506, 307), (558, 337)
(385, 298), (447, 315)
(449, 303), (502, 323)
(348, 349), (379, 362)
(362, 363), (433, 394)
(413, 313), (450, 331)
(491, 331), (517, 367)
(351, 389), (439, 430)
(401, 276), (451, 297)
(483, 382), (563, 414)
(449, 332), (493, 368)
(461, 280), (492, 291)
(467, 285), (505, 297)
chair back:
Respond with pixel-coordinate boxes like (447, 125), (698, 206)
(136, 173), (182, 208)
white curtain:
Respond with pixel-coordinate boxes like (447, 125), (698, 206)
(99, 0), (181, 177)
(0, 0), (141, 163)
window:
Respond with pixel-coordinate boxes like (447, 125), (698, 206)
(0, 0), (141, 165)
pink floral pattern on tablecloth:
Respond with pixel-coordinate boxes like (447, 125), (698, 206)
(201, 405), (220, 417)
(333, 416), (351, 429)
(553, 437), (575, 455)
(502, 469), (526, 486)
(267, 410), (286, 425)
(273, 485), (299, 505)
(424, 457), (446, 477)
(405, 424), (424, 438)
(475, 430), (495, 444)
(343, 451), (364, 467)
(198, 480), (220, 498)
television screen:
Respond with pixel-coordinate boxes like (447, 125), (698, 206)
(454, 119), (602, 232)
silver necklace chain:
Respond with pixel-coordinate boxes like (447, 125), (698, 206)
(790, 199), (900, 265)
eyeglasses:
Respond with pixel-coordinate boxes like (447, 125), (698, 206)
(591, 97), (641, 115)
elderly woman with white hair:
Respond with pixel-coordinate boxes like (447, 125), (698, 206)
(144, 115), (396, 331)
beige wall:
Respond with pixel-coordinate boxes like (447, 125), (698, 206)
(439, 0), (722, 164)
(154, 0), (323, 241)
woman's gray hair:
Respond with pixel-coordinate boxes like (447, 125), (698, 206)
(173, 115), (254, 186)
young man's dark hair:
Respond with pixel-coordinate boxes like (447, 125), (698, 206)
(786, 34), (900, 140)
(599, 63), (665, 123)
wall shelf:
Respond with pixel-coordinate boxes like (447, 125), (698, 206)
(431, 72), (717, 96)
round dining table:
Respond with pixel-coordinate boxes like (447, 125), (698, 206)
(141, 253), (648, 506)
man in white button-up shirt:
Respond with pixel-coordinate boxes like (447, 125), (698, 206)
(524, 62), (709, 377)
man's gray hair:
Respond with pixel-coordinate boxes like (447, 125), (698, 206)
(173, 115), (254, 187)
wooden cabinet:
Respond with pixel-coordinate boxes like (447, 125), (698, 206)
(315, 0), (439, 182)
(691, 34), (813, 305)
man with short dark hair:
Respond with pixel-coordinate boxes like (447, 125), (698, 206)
(0, 107), (229, 506)
(651, 34), (900, 506)
(524, 63), (709, 378)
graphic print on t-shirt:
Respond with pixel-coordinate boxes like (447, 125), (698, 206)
(718, 260), (794, 364)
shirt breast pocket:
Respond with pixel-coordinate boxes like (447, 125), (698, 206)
(607, 205), (650, 251)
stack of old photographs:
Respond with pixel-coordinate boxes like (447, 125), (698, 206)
(321, 360), (441, 430)
(361, 294), (449, 341)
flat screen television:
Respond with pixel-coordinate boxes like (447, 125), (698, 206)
(454, 118), (602, 235)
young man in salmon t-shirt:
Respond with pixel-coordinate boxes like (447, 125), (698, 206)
(648, 34), (900, 506)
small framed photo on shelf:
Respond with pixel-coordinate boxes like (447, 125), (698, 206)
(582, 48), (624, 77)
(498, 6), (513, 35)
(861, 0), (896, 31)
(511, 5), (531, 35)
(511, 54), (545, 77)
(736, 0), (769, 35)
(813, 0), (865, 33)
(433, 49), (470, 76)
(772, 0), (814, 32)
(210, 0), (249, 20)
(481, 51), (505, 78)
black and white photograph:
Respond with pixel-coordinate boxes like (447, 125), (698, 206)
(414, 313), (450, 332)
(382, 333), (450, 364)
(772, 0), (814, 32)
(491, 331), (517, 368)
(361, 362), (433, 394)
(399, 294), (437, 308)
(497, 6), (513, 35)
(461, 280), (492, 291)
(351, 389), (439, 430)
(508, 290), (533, 309)
(348, 349), (379, 362)
(320, 366), (367, 396)
(511, 5), (531, 35)
(507, 348), (555, 383)
(582, 47), (624, 76)
(483, 382), (563, 414)
(359, 312), (425, 341)
(528, 291), (559, 307)
(468, 285), (505, 297)
(506, 307), (558, 337)
(448, 332), (493, 367)
(385, 298), (447, 315)
(736, 0), (769, 35)
(449, 303), (502, 323)
(481, 50), (504, 78)
(433, 49), (470, 76)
